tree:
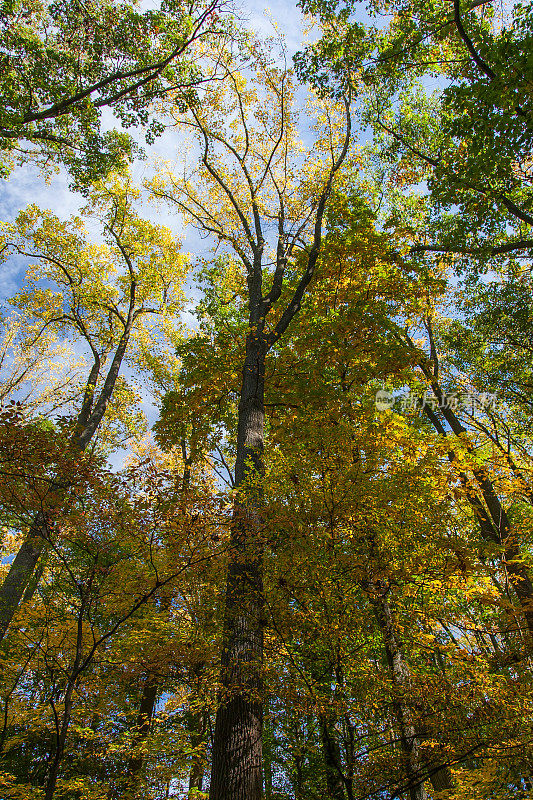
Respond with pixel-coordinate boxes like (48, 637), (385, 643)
(0, 175), (187, 642)
(150, 41), (351, 800)
(0, 442), (221, 799)
(1, 0), (226, 185)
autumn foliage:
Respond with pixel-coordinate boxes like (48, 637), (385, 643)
(1, 1), (533, 799)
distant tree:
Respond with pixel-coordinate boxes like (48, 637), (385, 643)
(0, 175), (188, 641)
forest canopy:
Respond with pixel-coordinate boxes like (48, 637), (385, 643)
(1, 1), (533, 799)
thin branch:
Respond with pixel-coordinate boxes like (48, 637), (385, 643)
(267, 96), (352, 346)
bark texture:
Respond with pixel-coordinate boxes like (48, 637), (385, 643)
(209, 335), (266, 800)
(429, 765), (454, 792)
(319, 716), (346, 800)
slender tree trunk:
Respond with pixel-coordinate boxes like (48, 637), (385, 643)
(340, 714), (356, 800)
(107, 676), (159, 799)
(422, 396), (533, 635)
(188, 709), (207, 793)
(43, 592), (88, 800)
(0, 325), (134, 643)
(262, 707), (273, 798)
(319, 715), (345, 800)
(308, 659), (346, 800)
(44, 678), (77, 800)
(111, 450), (193, 800)
(369, 588), (426, 800)
(209, 333), (266, 800)
(187, 665), (208, 795)
(119, 676), (159, 799)
(293, 753), (305, 800)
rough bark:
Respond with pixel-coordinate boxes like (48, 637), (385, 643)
(429, 765), (454, 792)
(209, 334), (266, 800)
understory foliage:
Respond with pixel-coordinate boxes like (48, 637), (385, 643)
(2, 1), (533, 799)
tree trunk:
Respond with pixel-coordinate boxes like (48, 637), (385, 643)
(188, 709), (207, 793)
(319, 715), (345, 800)
(43, 677), (77, 800)
(293, 752), (305, 800)
(43, 591), (88, 800)
(123, 676), (159, 797)
(370, 589), (427, 800)
(0, 516), (48, 640)
(429, 765), (454, 792)
(110, 675), (159, 799)
(262, 704), (274, 798)
(308, 659), (346, 800)
(0, 325), (134, 643)
(209, 333), (266, 800)
(110, 452), (192, 800)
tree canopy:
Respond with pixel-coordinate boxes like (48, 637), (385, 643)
(1, 2), (533, 799)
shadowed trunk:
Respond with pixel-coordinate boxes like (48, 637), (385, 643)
(319, 715), (345, 800)
(107, 675), (159, 799)
(186, 662), (208, 795)
(44, 676), (78, 800)
(369, 587), (427, 800)
(43, 591), (88, 800)
(308, 659), (346, 800)
(188, 708), (207, 793)
(209, 333), (266, 800)
(429, 765), (454, 792)
(262, 707), (274, 798)
(124, 676), (159, 798)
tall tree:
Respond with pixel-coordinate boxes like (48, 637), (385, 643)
(0, 176), (187, 641)
(150, 44), (351, 800)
